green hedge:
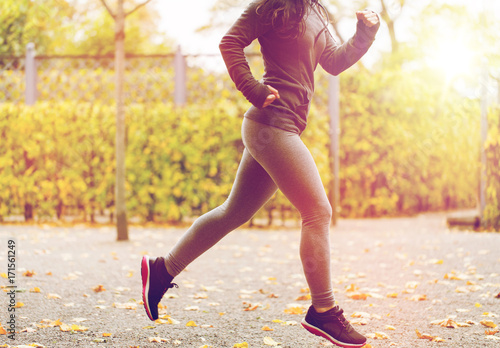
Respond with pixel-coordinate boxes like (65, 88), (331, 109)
(0, 69), (491, 224)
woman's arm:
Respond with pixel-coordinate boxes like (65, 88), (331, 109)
(219, 2), (273, 109)
(319, 11), (380, 76)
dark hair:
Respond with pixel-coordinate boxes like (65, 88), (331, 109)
(256, 0), (320, 39)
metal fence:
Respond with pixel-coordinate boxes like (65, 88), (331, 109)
(0, 44), (270, 107)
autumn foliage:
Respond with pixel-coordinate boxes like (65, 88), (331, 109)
(0, 64), (498, 225)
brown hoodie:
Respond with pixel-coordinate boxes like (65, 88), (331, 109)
(220, 1), (380, 134)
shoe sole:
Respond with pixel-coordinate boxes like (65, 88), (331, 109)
(301, 320), (367, 348)
(141, 255), (155, 321)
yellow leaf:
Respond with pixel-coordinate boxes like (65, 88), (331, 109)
(295, 294), (311, 301)
(475, 303), (482, 308)
(233, 343), (249, 348)
(366, 332), (390, 339)
(385, 325), (396, 331)
(386, 293), (398, 298)
(15, 302), (25, 308)
(480, 320), (497, 328)
(262, 326), (274, 331)
(0, 273), (7, 278)
(284, 307), (305, 315)
(186, 320), (197, 327)
(0, 323), (6, 335)
(348, 293), (369, 300)
(149, 337), (169, 343)
(30, 287), (41, 293)
(345, 284), (359, 292)
(102, 333), (112, 337)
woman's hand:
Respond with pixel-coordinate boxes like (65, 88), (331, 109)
(263, 85), (280, 108)
(355, 10), (380, 28)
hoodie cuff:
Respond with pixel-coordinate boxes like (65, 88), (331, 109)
(246, 82), (271, 109)
(353, 11), (380, 49)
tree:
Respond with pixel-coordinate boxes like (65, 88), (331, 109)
(0, 0), (75, 56)
(100, 0), (154, 241)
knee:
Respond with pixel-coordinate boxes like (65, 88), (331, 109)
(301, 203), (332, 228)
(219, 201), (254, 227)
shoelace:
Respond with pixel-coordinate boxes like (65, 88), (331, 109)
(165, 282), (178, 291)
(334, 309), (355, 332)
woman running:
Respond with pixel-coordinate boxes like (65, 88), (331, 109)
(142, 1), (379, 347)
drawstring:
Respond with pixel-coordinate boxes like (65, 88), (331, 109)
(312, 1), (338, 44)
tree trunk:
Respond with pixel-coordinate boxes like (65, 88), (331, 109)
(115, 0), (128, 241)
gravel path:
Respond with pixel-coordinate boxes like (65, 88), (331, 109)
(1, 213), (499, 348)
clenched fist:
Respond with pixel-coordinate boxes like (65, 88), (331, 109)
(356, 10), (380, 28)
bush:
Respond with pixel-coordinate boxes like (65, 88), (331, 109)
(0, 68), (489, 224)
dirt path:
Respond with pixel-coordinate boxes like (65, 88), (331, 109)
(1, 213), (499, 347)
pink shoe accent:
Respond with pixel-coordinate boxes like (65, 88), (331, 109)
(141, 256), (154, 321)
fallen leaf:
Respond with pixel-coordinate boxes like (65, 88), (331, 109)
(0, 323), (6, 335)
(15, 302), (25, 308)
(30, 287), (41, 293)
(60, 323), (88, 332)
(284, 307), (304, 315)
(385, 325), (396, 331)
(186, 321), (197, 327)
(366, 332), (390, 340)
(345, 284), (359, 292)
(347, 293), (369, 300)
(20, 327), (36, 333)
(185, 306), (200, 311)
(351, 318), (369, 325)
(92, 285), (106, 293)
(112, 302), (137, 310)
(295, 294), (311, 301)
(263, 337), (281, 346)
(193, 293), (208, 299)
(23, 270), (36, 277)
(485, 328), (499, 335)
(386, 293), (398, 298)
(149, 337), (169, 343)
(351, 312), (371, 319)
(408, 294), (427, 301)
(406, 281), (419, 289)
(431, 318), (458, 328)
(416, 329), (445, 342)
(102, 333), (112, 337)
(47, 293), (62, 299)
(480, 320), (497, 328)
(243, 303), (260, 311)
(262, 326), (274, 331)
(233, 343), (249, 348)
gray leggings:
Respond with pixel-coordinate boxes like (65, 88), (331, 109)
(165, 117), (334, 308)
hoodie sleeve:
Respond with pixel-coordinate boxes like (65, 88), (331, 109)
(319, 12), (380, 76)
(219, 1), (272, 109)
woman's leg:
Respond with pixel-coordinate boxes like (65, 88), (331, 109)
(242, 118), (334, 310)
(164, 148), (278, 277)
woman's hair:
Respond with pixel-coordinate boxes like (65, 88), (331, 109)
(256, 0), (320, 39)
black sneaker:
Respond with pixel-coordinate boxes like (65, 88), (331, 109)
(141, 255), (178, 321)
(301, 305), (367, 348)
